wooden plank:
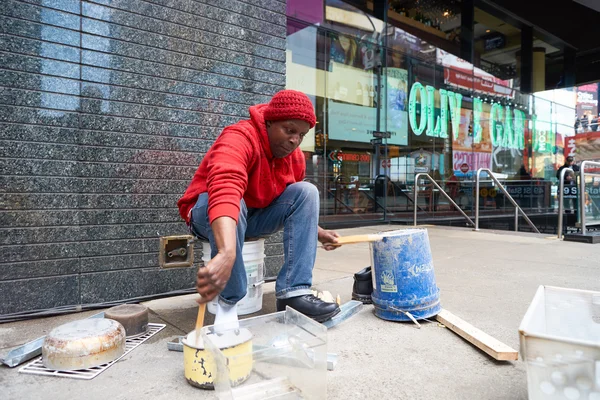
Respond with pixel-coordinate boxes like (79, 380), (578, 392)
(435, 309), (519, 361)
(328, 234), (383, 246)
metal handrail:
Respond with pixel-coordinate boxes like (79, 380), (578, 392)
(474, 168), (540, 234)
(580, 161), (600, 235)
(557, 167), (575, 239)
(413, 173), (474, 227)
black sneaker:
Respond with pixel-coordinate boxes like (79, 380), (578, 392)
(276, 294), (340, 323)
(352, 266), (373, 304)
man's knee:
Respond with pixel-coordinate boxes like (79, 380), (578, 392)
(287, 181), (319, 201)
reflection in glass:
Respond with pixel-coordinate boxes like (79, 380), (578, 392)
(286, 0), (577, 231)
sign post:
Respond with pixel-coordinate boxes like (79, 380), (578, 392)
(370, 131), (390, 178)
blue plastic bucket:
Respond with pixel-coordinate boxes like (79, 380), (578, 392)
(370, 229), (441, 321)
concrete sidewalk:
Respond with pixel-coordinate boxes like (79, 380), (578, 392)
(1, 225), (599, 399)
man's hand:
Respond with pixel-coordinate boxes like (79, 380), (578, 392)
(196, 252), (235, 303)
(318, 227), (340, 251)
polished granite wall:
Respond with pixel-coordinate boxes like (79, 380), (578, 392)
(0, 0), (286, 315)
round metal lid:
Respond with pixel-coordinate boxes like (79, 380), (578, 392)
(44, 319), (126, 358)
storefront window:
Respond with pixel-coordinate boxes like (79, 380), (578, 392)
(287, 0), (576, 227)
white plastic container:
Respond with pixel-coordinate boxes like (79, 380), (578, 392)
(519, 285), (600, 400)
(202, 239), (265, 315)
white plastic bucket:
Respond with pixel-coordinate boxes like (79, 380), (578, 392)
(201, 239), (265, 316)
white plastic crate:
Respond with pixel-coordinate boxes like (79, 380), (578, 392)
(519, 285), (600, 400)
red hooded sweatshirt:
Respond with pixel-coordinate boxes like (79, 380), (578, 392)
(177, 104), (306, 225)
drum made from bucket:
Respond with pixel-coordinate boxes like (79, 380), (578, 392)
(182, 329), (253, 390)
(202, 239), (265, 316)
(370, 229), (441, 322)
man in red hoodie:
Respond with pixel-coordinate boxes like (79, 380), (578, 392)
(178, 90), (341, 324)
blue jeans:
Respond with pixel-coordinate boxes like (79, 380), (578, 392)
(189, 182), (319, 305)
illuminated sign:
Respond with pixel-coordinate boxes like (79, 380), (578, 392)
(328, 151), (370, 162)
(408, 82), (527, 151)
(484, 33), (506, 52)
(577, 91), (598, 105)
(341, 153), (371, 162)
(452, 151), (491, 172)
(328, 100), (408, 145)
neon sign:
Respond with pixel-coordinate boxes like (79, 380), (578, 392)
(408, 83), (529, 151)
(328, 151), (371, 162)
(408, 82), (427, 135)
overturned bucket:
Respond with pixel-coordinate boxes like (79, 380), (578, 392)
(370, 229), (441, 322)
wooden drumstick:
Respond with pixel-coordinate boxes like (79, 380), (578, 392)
(195, 302), (206, 347)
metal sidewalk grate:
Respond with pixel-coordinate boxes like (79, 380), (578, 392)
(19, 323), (166, 380)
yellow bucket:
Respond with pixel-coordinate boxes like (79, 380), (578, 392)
(182, 329), (253, 389)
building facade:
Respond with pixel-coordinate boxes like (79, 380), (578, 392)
(0, 0), (287, 316)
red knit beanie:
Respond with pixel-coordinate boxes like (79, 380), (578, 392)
(263, 90), (316, 128)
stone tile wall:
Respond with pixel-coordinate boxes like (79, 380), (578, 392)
(0, 0), (286, 315)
